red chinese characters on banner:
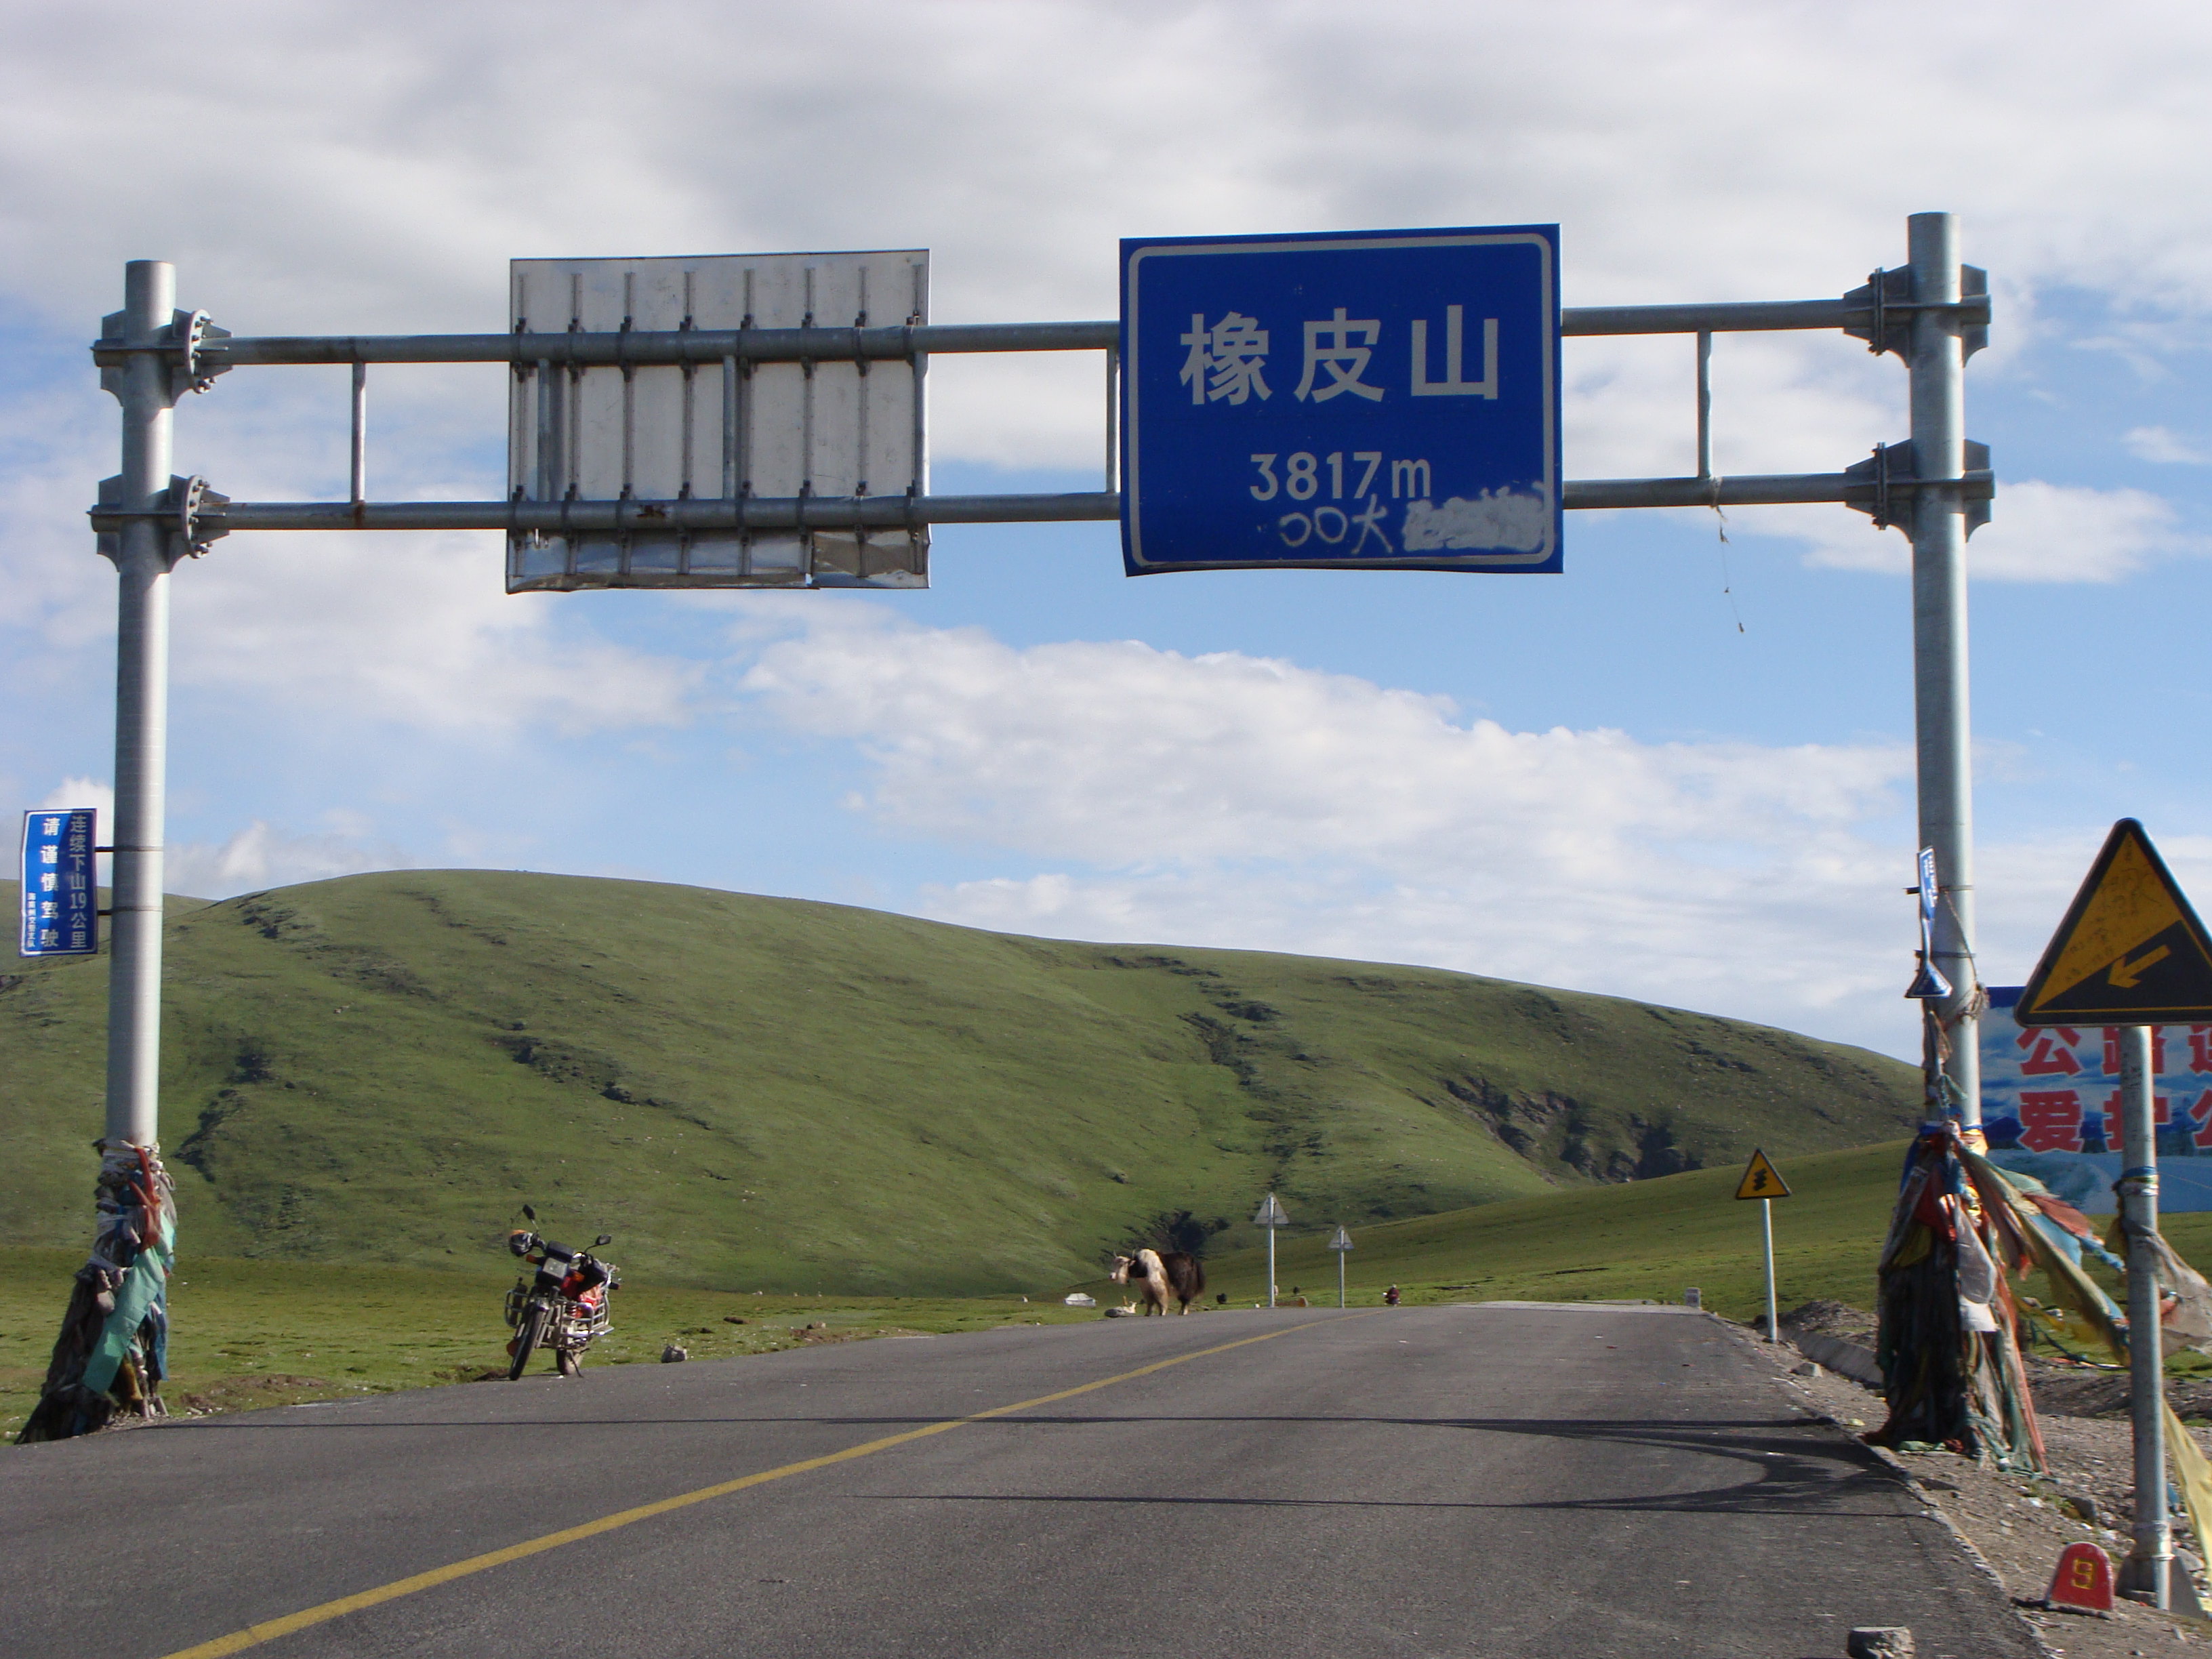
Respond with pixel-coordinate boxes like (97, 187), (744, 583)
(1991, 1013), (2212, 1158)
(2190, 1026), (2212, 1074)
(2019, 1090), (2085, 1152)
(2018, 1027), (2085, 1076)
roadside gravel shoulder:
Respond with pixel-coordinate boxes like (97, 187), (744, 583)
(1729, 1318), (2212, 1658)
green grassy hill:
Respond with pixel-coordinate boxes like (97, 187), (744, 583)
(1, 870), (1922, 1292)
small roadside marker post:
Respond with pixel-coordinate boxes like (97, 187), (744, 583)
(1734, 1150), (1791, 1343)
(1254, 1193), (1290, 1307)
(2045, 1542), (2116, 1615)
(1326, 1226), (1353, 1308)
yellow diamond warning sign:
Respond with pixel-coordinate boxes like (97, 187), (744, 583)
(2017, 819), (2212, 1027)
(1734, 1149), (1790, 1200)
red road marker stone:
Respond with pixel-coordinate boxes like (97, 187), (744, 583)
(2046, 1542), (2116, 1613)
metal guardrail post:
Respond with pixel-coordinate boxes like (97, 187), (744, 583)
(1906, 211), (1981, 1132)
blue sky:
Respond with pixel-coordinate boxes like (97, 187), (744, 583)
(8, 1), (2212, 1061)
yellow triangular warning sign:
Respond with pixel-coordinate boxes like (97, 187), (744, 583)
(1734, 1149), (1790, 1201)
(2018, 819), (2212, 1026)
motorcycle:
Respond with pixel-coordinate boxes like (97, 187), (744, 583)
(504, 1206), (619, 1379)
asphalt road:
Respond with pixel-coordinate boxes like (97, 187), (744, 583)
(1, 1303), (2037, 1659)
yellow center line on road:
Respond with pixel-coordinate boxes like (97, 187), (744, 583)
(160, 1313), (1367, 1658)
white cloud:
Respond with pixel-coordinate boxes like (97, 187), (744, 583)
(735, 609), (2212, 1053)
(12, 778), (404, 898)
(1778, 480), (2183, 582)
(1, 357), (695, 745)
(2125, 426), (2211, 464)
(741, 609), (1931, 1046)
(5, 1), (2212, 474)
(35, 775), (112, 817)
(167, 529), (700, 735)
(164, 819), (410, 898)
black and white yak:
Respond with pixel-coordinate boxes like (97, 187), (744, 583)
(1110, 1248), (1206, 1315)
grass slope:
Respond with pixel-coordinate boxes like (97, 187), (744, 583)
(1, 871), (1921, 1292)
(1169, 1139), (2212, 1334)
(20, 1136), (2212, 1440)
(1179, 1141), (1914, 1315)
(0, 1246), (1106, 1440)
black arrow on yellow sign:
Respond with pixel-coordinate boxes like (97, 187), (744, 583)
(1734, 1149), (1790, 1201)
(2017, 819), (2212, 1027)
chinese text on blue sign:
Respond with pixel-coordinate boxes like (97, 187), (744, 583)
(1980, 985), (2212, 1213)
(19, 809), (97, 957)
(1120, 226), (1560, 576)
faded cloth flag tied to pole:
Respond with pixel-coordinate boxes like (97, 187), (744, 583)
(1872, 1124), (2046, 1471)
(16, 1142), (175, 1442)
(1871, 1125), (2212, 1565)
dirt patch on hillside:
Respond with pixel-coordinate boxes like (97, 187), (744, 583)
(2026, 1361), (2212, 1425)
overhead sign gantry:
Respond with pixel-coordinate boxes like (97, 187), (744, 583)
(28, 212), (1994, 1441)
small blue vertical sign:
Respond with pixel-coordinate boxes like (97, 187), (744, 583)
(1120, 224), (1561, 575)
(20, 809), (98, 957)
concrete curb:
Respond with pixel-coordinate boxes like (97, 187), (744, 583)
(1788, 1328), (1885, 1388)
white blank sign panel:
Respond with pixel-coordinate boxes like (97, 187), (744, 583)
(506, 250), (929, 592)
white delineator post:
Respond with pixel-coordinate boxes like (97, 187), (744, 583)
(1906, 211), (1980, 1136)
(2118, 1024), (2171, 1608)
(106, 258), (179, 1156)
(1267, 1221), (1277, 1309)
(1338, 1246), (1346, 1310)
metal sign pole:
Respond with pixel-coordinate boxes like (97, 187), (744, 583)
(2118, 1023), (2171, 1607)
(18, 261), (186, 1443)
(1906, 211), (1981, 1135)
(106, 259), (178, 1158)
(1325, 1225), (1353, 1309)
(1253, 1193), (1289, 1307)
(1762, 1198), (1778, 1344)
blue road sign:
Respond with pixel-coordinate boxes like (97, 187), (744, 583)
(1120, 225), (1560, 576)
(20, 808), (98, 957)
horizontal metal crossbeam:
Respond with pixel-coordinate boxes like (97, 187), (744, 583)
(153, 322), (1122, 369)
(124, 492), (1124, 533)
(124, 294), (1999, 371)
(91, 470), (1995, 538)
(1570, 470), (1992, 510)
(1567, 295), (1988, 337)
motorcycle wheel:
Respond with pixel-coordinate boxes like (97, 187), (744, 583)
(508, 1304), (548, 1380)
(556, 1349), (580, 1378)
